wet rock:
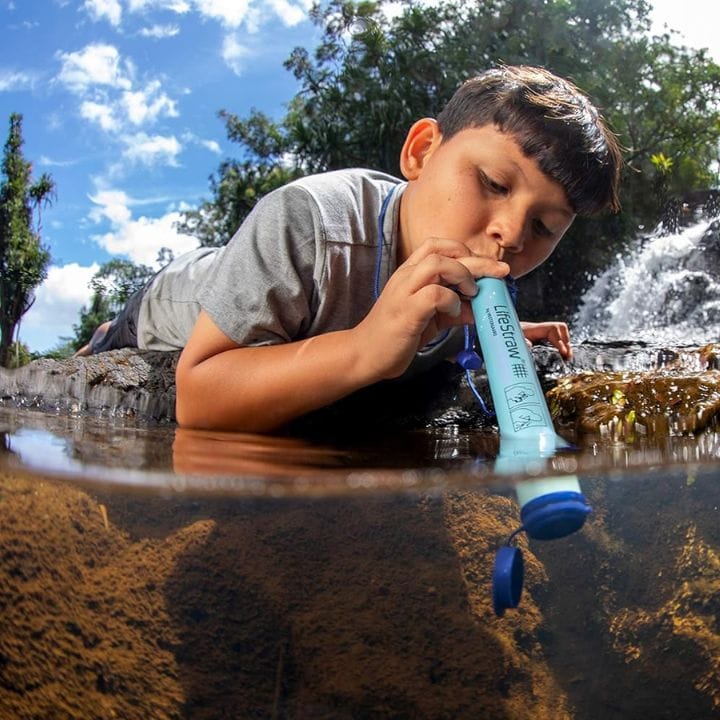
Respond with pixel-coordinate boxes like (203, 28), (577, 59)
(609, 524), (720, 711)
(0, 349), (179, 422)
(2, 342), (720, 434)
(548, 368), (720, 438)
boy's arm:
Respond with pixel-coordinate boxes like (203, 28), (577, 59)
(176, 311), (383, 432)
(176, 238), (509, 432)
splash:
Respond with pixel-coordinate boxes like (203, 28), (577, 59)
(574, 217), (720, 345)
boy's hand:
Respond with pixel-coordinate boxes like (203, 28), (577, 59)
(353, 238), (510, 380)
(520, 321), (573, 360)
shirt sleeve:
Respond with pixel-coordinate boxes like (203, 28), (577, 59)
(197, 183), (322, 346)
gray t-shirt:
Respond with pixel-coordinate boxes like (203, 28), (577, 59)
(137, 168), (462, 374)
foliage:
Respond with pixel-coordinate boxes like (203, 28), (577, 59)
(72, 293), (115, 351)
(0, 113), (55, 367)
(179, 0), (720, 316)
(39, 338), (76, 361)
(176, 156), (301, 247)
(89, 258), (155, 310)
(70, 258), (154, 350)
(4, 340), (33, 368)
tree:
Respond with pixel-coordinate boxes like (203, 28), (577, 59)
(180, 0), (720, 315)
(70, 258), (154, 350)
(175, 153), (301, 247)
(0, 113), (55, 366)
(5, 340), (33, 368)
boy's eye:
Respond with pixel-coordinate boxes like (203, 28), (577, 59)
(480, 171), (508, 195)
(532, 218), (554, 238)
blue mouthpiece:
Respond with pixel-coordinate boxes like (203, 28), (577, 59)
(520, 491), (592, 540)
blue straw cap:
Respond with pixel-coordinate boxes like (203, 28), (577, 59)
(492, 545), (524, 617)
(520, 491), (591, 540)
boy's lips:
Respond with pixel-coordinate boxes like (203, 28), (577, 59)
(466, 239), (504, 262)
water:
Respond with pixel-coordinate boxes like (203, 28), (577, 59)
(574, 217), (720, 345)
(1, 402), (719, 718)
(2, 218), (720, 718)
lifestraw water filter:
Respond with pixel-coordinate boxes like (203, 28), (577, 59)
(470, 277), (591, 616)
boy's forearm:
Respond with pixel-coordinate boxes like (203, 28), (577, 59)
(175, 328), (378, 432)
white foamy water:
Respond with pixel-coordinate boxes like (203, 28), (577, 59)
(573, 217), (720, 345)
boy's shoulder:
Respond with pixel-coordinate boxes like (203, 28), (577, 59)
(260, 168), (403, 237)
(279, 168), (402, 205)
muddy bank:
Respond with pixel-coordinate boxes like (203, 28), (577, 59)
(1, 468), (718, 719)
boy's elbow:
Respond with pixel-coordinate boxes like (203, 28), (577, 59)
(174, 352), (258, 431)
(174, 351), (224, 429)
(174, 360), (203, 428)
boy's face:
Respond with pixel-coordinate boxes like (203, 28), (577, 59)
(399, 122), (575, 278)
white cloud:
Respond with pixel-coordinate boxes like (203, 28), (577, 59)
(139, 23), (181, 38)
(93, 211), (198, 266)
(57, 45), (179, 147)
(128, 0), (191, 13)
(267, 0), (311, 27)
(0, 68), (37, 91)
(200, 138), (221, 153)
(120, 132), (182, 166)
(88, 189), (133, 225)
(181, 131), (222, 154)
(193, 0), (252, 28)
(20, 263), (100, 352)
(83, 0), (123, 26)
(87, 187), (199, 267)
(57, 43), (132, 93)
(80, 99), (120, 132)
(39, 155), (80, 168)
(75, 0), (314, 34)
(222, 34), (250, 75)
(121, 80), (178, 125)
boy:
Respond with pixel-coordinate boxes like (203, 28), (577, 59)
(78, 65), (622, 432)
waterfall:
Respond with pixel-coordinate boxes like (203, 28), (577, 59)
(573, 216), (720, 345)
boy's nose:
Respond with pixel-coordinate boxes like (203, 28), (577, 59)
(487, 215), (525, 254)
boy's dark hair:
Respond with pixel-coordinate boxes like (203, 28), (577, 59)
(437, 65), (623, 215)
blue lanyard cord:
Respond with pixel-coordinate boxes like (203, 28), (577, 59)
(373, 186), (396, 301)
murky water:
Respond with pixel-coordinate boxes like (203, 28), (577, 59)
(1, 401), (719, 719)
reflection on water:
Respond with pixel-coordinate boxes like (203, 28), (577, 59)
(3, 406), (720, 494)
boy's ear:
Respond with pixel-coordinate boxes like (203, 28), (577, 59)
(399, 118), (442, 180)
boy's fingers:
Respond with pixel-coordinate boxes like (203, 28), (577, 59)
(404, 238), (511, 277)
(521, 322), (574, 360)
(402, 253), (508, 299)
(402, 237), (474, 264)
(413, 284), (464, 318)
(457, 256), (511, 282)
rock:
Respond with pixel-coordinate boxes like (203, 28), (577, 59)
(548, 367), (720, 438)
(2, 342), (719, 433)
(0, 349), (179, 422)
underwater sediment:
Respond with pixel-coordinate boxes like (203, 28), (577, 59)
(1, 466), (718, 719)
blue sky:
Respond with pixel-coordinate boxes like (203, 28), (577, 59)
(1, 0), (718, 353)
